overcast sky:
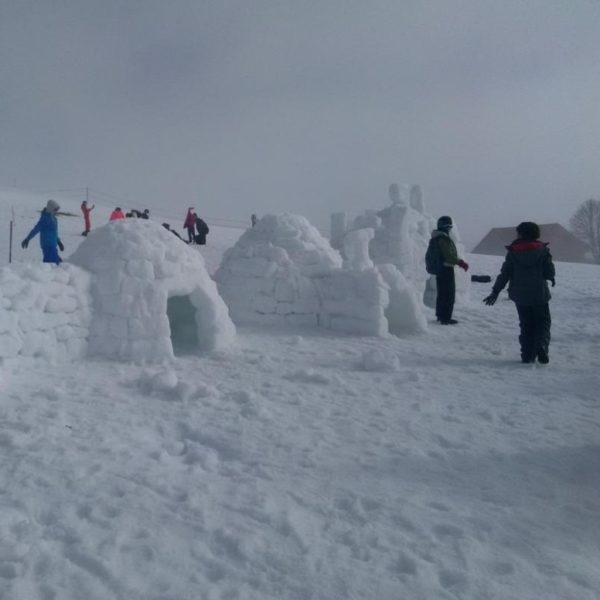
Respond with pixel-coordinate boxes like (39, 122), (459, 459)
(2, 1), (600, 245)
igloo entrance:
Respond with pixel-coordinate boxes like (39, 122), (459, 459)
(167, 295), (200, 355)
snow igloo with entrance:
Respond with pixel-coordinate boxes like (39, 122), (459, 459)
(69, 220), (235, 362)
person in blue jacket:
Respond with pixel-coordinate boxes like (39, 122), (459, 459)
(21, 199), (64, 264)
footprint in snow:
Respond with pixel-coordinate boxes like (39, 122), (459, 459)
(438, 569), (468, 592)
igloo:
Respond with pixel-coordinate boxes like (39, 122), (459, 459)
(69, 219), (235, 362)
(215, 214), (426, 335)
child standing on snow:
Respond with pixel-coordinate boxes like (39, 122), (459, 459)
(184, 208), (196, 243)
(483, 221), (555, 364)
(430, 215), (469, 324)
(195, 215), (210, 245)
(21, 199), (64, 264)
(81, 200), (95, 236)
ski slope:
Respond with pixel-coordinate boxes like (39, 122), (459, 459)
(1, 188), (599, 600)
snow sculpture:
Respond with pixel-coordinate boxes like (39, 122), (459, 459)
(330, 212), (347, 251)
(0, 263), (92, 362)
(216, 214), (427, 336)
(343, 229), (374, 270)
(330, 183), (470, 309)
(69, 220), (235, 362)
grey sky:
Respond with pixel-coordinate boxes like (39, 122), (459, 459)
(2, 1), (600, 245)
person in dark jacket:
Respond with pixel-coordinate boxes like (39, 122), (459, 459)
(21, 199), (64, 264)
(195, 215), (209, 245)
(431, 216), (469, 324)
(483, 221), (555, 363)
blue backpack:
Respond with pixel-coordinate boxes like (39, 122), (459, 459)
(425, 237), (442, 275)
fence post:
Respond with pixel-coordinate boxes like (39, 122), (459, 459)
(9, 216), (14, 264)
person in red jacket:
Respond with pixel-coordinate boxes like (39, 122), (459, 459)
(109, 207), (126, 221)
(183, 207), (196, 243)
(81, 200), (95, 236)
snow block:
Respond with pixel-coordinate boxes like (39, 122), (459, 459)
(0, 263), (92, 362)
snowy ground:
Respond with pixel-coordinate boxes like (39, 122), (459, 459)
(1, 189), (600, 599)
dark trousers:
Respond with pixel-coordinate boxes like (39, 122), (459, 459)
(515, 303), (551, 359)
(436, 266), (455, 322)
(186, 226), (195, 243)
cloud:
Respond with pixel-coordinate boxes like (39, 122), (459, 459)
(1, 0), (600, 244)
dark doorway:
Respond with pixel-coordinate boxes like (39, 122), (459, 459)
(167, 295), (199, 355)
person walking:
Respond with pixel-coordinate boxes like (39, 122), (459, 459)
(21, 199), (64, 264)
(430, 215), (469, 324)
(483, 221), (555, 364)
(109, 207), (126, 221)
(81, 200), (95, 236)
(251, 213), (258, 227)
(184, 208), (196, 243)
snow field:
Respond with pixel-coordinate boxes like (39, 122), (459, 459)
(1, 188), (600, 599)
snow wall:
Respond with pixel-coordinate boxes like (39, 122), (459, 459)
(0, 263), (92, 362)
(69, 220), (236, 363)
(215, 214), (427, 336)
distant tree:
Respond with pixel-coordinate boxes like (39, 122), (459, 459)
(570, 198), (600, 263)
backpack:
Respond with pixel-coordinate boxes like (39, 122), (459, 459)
(425, 237), (443, 275)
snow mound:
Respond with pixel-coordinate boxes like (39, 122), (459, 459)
(0, 263), (92, 362)
(215, 214), (341, 328)
(216, 213), (427, 336)
(69, 219), (235, 363)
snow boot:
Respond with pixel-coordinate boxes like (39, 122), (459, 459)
(439, 319), (458, 325)
(537, 348), (549, 364)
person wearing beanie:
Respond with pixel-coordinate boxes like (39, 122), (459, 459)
(430, 215), (469, 324)
(483, 222), (555, 364)
(21, 199), (64, 264)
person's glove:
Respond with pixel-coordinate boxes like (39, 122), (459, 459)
(58, 240), (64, 252)
(21, 239), (28, 249)
(550, 278), (556, 287)
(457, 259), (469, 272)
(483, 291), (499, 306)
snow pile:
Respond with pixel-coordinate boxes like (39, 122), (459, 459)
(0, 263), (91, 362)
(216, 214), (427, 336)
(69, 219), (235, 363)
